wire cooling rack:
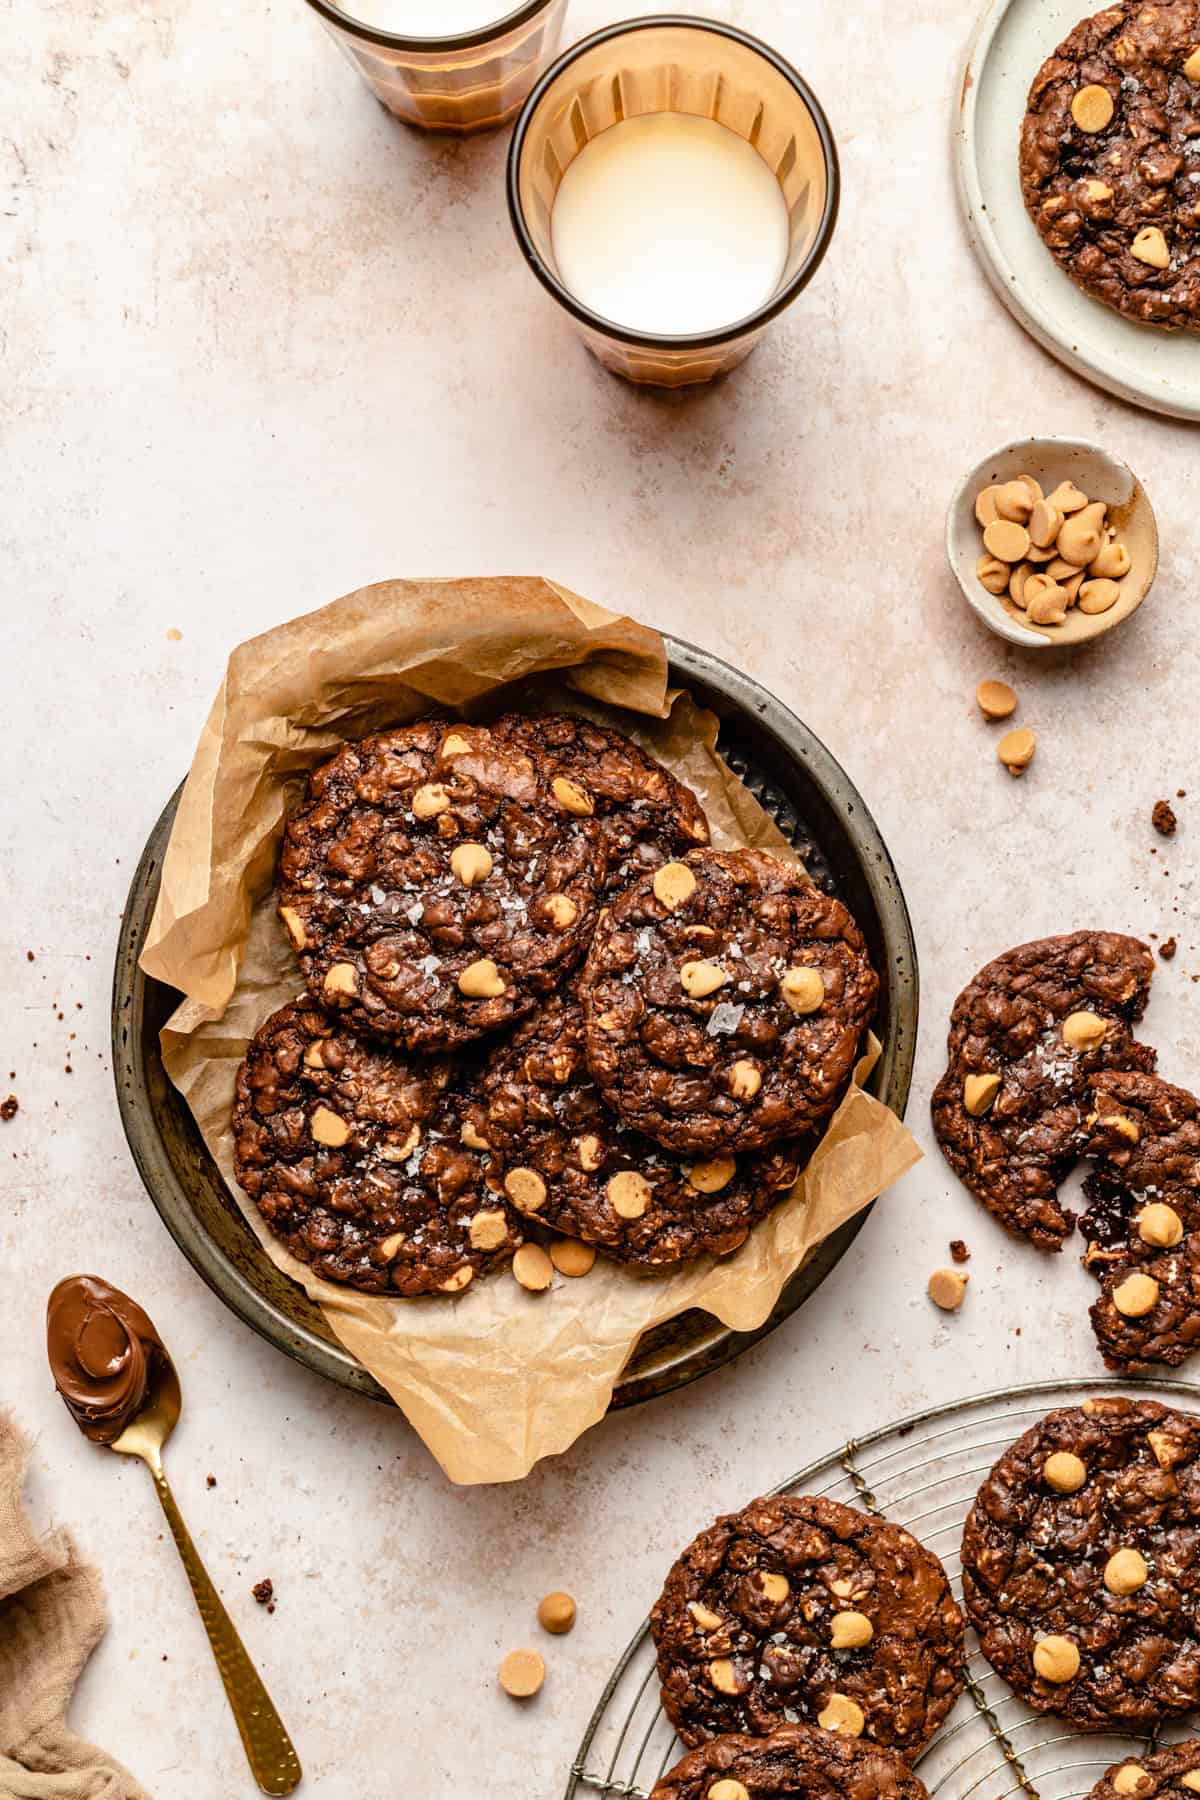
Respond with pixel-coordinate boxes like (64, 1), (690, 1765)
(565, 1378), (1200, 1800)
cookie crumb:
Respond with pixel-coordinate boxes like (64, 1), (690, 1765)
(949, 1238), (970, 1263)
(206, 1473), (217, 1488)
(1159, 937), (1178, 961)
(252, 1578), (274, 1611)
(1152, 800), (1178, 837)
(0, 1096), (18, 1122)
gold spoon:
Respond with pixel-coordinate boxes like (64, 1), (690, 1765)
(110, 1347), (302, 1795)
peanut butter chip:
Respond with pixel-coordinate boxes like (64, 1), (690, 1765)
(1033, 1635), (1080, 1683)
(1072, 83), (1115, 130)
(303, 1040), (327, 1068)
(1078, 578), (1121, 616)
(978, 555), (1011, 596)
(577, 1134), (604, 1172)
(781, 967), (825, 1014)
(376, 1232), (405, 1261)
(499, 1649), (545, 1698)
(551, 776), (593, 816)
(983, 519), (1031, 563)
(608, 1170), (652, 1219)
(689, 1602), (724, 1632)
(1148, 1431), (1184, 1468)
(440, 732), (472, 756)
(550, 1238), (595, 1278)
(757, 1571), (790, 1603)
(1186, 47), (1200, 82)
(1113, 1272), (1159, 1318)
(279, 905), (307, 949)
(998, 728), (1036, 776)
(439, 1266), (474, 1294)
(963, 1072), (1001, 1116)
(830, 1610), (874, 1649)
(707, 1659), (741, 1696)
(975, 485), (1001, 527)
(411, 782), (451, 820)
(1104, 1547), (1148, 1595)
(310, 1105), (350, 1148)
(537, 1591), (576, 1635)
(505, 1167), (548, 1213)
(817, 1694), (865, 1738)
(458, 957), (506, 998)
(1112, 1766), (1147, 1795)
(681, 960), (728, 999)
(461, 1117), (490, 1151)
(449, 842), (493, 887)
(469, 1210), (509, 1252)
(543, 892), (578, 930)
(688, 1157), (737, 1194)
(1137, 1202), (1183, 1249)
(1062, 1010), (1108, 1050)
(653, 862), (698, 910)
(1179, 1775), (1200, 1794)
(323, 961), (359, 999)
(1131, 226), (1170, 269)
(976, 679), (1017, 720)
(1044, 1451), (1087, 1493)
(512, 1245), (554, 1292)
(708, 1783), (750, 1800)
(729, 1060), (762, 1101)
(928, 1268), (969, 1311)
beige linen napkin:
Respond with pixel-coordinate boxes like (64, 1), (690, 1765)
(0, 1413), (151, 1800)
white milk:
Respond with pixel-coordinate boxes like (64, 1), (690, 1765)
(342, 0), (513, 35)
(549, 113), (790, 337)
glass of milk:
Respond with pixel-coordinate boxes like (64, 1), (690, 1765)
(507, 17), (839, 386)
(305, 0), (569, 132)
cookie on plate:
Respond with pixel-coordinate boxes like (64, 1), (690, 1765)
(1088, 1739), (1200, 1800)
(649, 1725), (929, 1800)
(651, 1495), (965, 1757)
(232, 997), (521, 1296)
(467, 986), (806, 1267)
(930, 931), (1156, 1250)
(961, 1396), (1200, 1731)
(1080, 1072), (1200, 1369)
(277, 719), (609, 1051)
(579, 849), (878, 1158)
(1019, 0), (1200, 332)
(496, 711), (710, 891)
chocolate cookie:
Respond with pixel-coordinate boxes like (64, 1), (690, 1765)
(232, 997), (521, 1295)
(277, 720), (609, 1051)
(649, 1725), (929, 1800)
(1089, 1739), (1200, 1800)
(1080, 1072), (1200, 1370)
(930, 931), (1156, 1250)
(467, 986), (806, 1267)
(1020, 1), (1200, 332)
(579, 850), (878, 1158)
(496, 712), (710, 891)
(961, 1396), (1200, 1731)
(651, 1495), (965, 1757)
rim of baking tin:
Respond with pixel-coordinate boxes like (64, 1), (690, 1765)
(111, 634), (917, 1413)
(955, 0), (1200, 424)
(301, 0), (557, 56)
(506, 15), (841, 354)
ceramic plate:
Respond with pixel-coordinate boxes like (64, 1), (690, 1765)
(957, 0), (1200, 422)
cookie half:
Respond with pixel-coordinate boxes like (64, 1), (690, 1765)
(580, 849), (878, 1157)
(232, 997), (521, 1295)
(277, 719), (609, 1052)
(1020, 0), (1200, 332)
(467, 987), (805, 1267)
(1081, 1071), (1200, 1369)
(649, 1725), (929, 1800)
(931, 931), (1156, 1250)
(962, 1397), (1200, 1731)
(1089, 1740), (1200, 1800)
(651, 1495), (965, 1757)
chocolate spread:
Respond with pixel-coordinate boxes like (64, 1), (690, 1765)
(47, 1274), (165, 1443)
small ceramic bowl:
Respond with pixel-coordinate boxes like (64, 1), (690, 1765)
(946, 437), (1158, 650)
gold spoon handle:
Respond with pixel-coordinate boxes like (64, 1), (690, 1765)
(149, 1462), (302, 1795)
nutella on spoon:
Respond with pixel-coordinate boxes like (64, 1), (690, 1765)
(47, 1273), (166, 1444)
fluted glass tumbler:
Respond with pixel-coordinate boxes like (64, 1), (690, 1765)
(306, 0), (569, 134)
(506, 16), (840, 387)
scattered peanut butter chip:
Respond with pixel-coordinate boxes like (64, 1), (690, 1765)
(707, 1659), (741, 1696)
(1112, 1766), (1147, 1795)
(458, 957), (506, 998)
(537, 1591), (577, 1635)
(963, 1072), (1001, 1116)
(551, 775), (593, 815)
(1148, 1430), (1184, 1468)
(310, 1105), (350, 1148)
(681, 959), (728, 999)
(829, 1578), (855, 1599)
(653, 861), (698, 910)
(928, 1268), (969, 1311)
(1043, 1451), (1087, 1493)
(576, 1133), (604, 1172)
(461, 1117), (490, 1151)
(499, 1649), (545, 1698)
(1104, 1547), (1148, 1594)
(379, 1124), (420, 1162)
(505, 1167), (548, 1213)
(469, 1210), (510, 1252)
(1062, 1010), (1108, 1050)
(817, 1693), (865, 1737)
(279, 905), (307, 949)
(998, 728), (1036, 776)
(1033, 1634), (1080, 1683)
(1179, 1775), (1200, 1795)
(829, 1610), (874, 1649)
(439, 1265), (474, 1294)
(729, 1060), (762, 1101)
(440, 731), (472, 756)
(449, 842), (493, 887)
(1113, 1272), (1159, 1317)
(1186, 46), (1200, 82)
(756, 1571), (790, 1603)
(1072, 83), (1115, 130)
(411, 782), (451, 820)
(543, 892), (579, 930)
(983, 519), (1031, 562)
(780, 967), (825, 1014)
(1131, 225), (1170, 268)
(512, 1245), (554, 1292)
(376, 1232), (405, 1261)
(608, 1170), (652, 1219)
(708, 1783), (751, 1800)
(1137, 1202), (1183, 1248)
(689, 1602), (724, 1632)
(687, 1157), (737, 1194)
(976, 679), (1017, 720)
(303, 1040), (326, 1068)
(323, 961), (359, 999)
(550, 1238), (595, 1278)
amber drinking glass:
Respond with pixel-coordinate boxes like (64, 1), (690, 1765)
(506, 16), (839, 387)
(305, 0), (569, 134)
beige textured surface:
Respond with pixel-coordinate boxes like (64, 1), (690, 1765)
(2, 0), (1198, 1793)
